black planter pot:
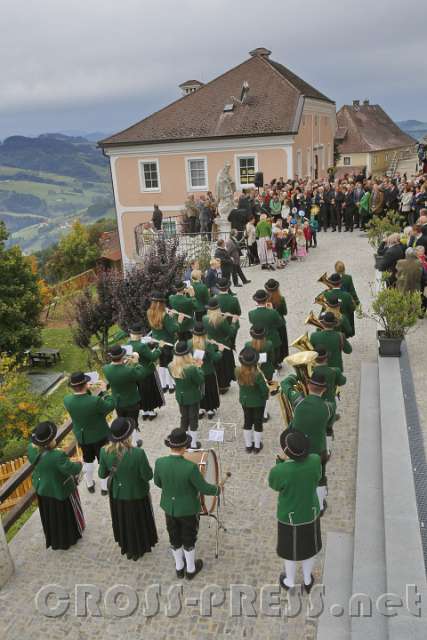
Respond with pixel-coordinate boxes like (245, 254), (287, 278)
(377, 330), (403, 357)
(374, 254), (383, 270)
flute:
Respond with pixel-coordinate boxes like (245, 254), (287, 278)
(167, 308), (193, 320)
(149, 337), (174, 348)
(221, 311), (242, 319)
(207, 338), (232, 351)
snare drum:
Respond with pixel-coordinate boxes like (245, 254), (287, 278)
(184, 449), (219, 514)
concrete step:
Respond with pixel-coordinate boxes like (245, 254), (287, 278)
(351, 362), (387, 639)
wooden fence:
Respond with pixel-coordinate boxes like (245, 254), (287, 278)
(0, 457), (33, 514)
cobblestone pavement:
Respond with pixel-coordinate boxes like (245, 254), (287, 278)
(1, 231), (379, 640)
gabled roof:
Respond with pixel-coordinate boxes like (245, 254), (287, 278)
(99, 50), (334, 147)
(336, 104), (415, 153)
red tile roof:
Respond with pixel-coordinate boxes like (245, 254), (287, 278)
(99, 52), (334, 147)
(336, 104), (415, 153)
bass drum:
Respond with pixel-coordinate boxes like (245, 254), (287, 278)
(184, 449), (219, 514)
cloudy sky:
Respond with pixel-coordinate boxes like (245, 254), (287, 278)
(1, 0), (425, 139)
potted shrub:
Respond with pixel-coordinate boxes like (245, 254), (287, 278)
(366, 212), (403, 269)
(368, 287), (421, 356)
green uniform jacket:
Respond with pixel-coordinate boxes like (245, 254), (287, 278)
(281, 375), (334, 455)
(217, 292), (242, 316)
(188, 340), (222, 376)
(202, 316), (237, 349)
(317, 315), (352, 338)
(191, 281), (210, 313)
(244, 339), (275, 381)
(310, 329), (352, 372)
(168, 294), (197, 333)
(323, 288), (355, 334)
(340, 274), (360, 306)
(98, 446), (153, 500)
(150, 314), (179, 344)
(170, 364), (205, 405)
(236, 369), (269, 407)
(28, 443), (82, 500)
(64, 391), (115, 445)
(248, 307), (285, 349)
(128, 340), (161, 372)
(103, 363), (151, 409)
(269, 454), (321, 524)
(313, 364), (346, 405)
(154, 454), (220, 517)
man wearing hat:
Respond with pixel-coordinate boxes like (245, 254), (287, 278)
(310, 312), (352, 372)
(322, 273), (356, 335)
(103, 345), (152, 446)
(319, 293), (353, 338)
(249, 290), (285, 368)
(281, 371), (334, 513)
(154, 428), (222, 579)
(269, 429), (322, 591)
(64, 372), (115, 494)
(313, 346), (347, 451)
(127, 323), (164, 421)
(169, 281), (198, 340)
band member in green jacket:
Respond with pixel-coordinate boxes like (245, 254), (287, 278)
(319, 294), (353, 338)
(310, 312), (352, 372)
(269, 429), (322, 592)
(281, 370), (334, 514)
(64, 372), (115, 494)
(169, 341), (205, 450)
(322, 272), (356, 335)
(216, 277), (241, 350)
(147, 291), (180, 393)
(28, 422), (84, 550)
(236, 347), (269, 454)
(154, 428), (222, 579)
(249, 289), (285, 368)
(103, 345), (152, 446)
(190, 270), (210, 321)
(98, 417), (158, 561)
(189, 321), (223, 419)
(203, 297), (238, 394)
(264, 279), (289, 366)
(313, 346), (347, 450)
(335, 260), (360, 306)
(127, 323), (164, 421)
(169, 281), (198, 340)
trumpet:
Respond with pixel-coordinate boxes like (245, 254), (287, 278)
(291, 332), (314, 352)
(318, 272), (334, 290)
(305, 310), (324, 330)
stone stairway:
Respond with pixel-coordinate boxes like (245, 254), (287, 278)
(318, 358), (427, 638)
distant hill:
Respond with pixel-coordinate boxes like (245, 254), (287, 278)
(395, 120), (427, 141)
(0, 133), (114, 254)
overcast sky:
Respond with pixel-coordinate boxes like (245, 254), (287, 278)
(1, 0), (425, 140)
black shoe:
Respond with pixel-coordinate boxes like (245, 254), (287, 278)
(101, 489), (108, 496)
(162, 386), (168, 393)
(304, 575), (315, 594)
(186, 559), (203, 580)
(176, 566), (185, 579)
(279, 572), (292, 591)
(235, 283), (243, 287)
(276, 363), (283, 370)
(246, 445), (254, 453)
(207, 411), (215, 419)
(268, 265), (275, 270)
(169, 387), (175, 394)
(244, 280), (251, 284)
(198, 411), (206, 419)
(332, 229), (336, 232)
(254, 443), (263, 454)
(148, 412), (157, 421)
(320, 500), (328, 517)
(263, 413), (270, 422)
(142, 414), (149, 421)
(190, 441), (202, 450)
(87, 483), (95, 494)
(136, 439), (143, 448)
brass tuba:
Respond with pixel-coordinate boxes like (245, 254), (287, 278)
(305, 310), (324, 331)
(314, 294), (342, 320)
(291, 332), (314, 352)
(278, 350), (318, 427)
(318, 272), (334, 290)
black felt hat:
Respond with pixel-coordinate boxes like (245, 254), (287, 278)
(151, 290), (166, 302)
(309, 371), (327, 388)
(109, 417), (134, 442)
(321, 311), (338, 327)
(326, 294), (340, 307)
(265, 278), (280, 292)
(253, 289), (268, 304)
(175, 280), (185, 292)
(328, 273), (342, 285)
(31, 421), (58, 447)
(207, 297), (220, 310)
(69, 371), (91, 387)
(315, 346), (328, 360)
(239, 346), (259, 366)
(193, 322), (207, 336)
(129, 323), (144, 334)
(216, 277), (229, 291)
(108, 344), (127, 360)
(250, 326), (266, 339)
(280, 429), (309, 461)
(165, 428), (191, 449)
(174, 340), (191, 356)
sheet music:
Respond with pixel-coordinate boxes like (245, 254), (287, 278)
(208, 429), (225, 443)
(259, 352), (267, 364)
(85, 371), (99, 384)
(193, 349), (205, 360)
(123, 345), (133, 355)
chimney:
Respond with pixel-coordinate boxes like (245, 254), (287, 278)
(363, 99), (370, 106)
(353, 100), (360, 107)
(249, 47), (272, 58)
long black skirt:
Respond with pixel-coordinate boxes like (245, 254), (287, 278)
(214, 349), (236, 391)
(138, 370), (165, 411)
(37, 492), (83, 550)
(200, 371), (220, 411)
(277, 516), (322, 561)
(277, 324), (289, 364)
(110, 493), (158, 560)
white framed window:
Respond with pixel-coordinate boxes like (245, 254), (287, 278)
(139, 159), (161, 192)
(185, 157), (208, 191)
(235, 155), (257, 187)
(343, 156), (351, 166)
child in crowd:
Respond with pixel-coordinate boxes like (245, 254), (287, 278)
(309, 215), (319, 248)
(303, 220), (312, 252)
(296, 226), (307, 261)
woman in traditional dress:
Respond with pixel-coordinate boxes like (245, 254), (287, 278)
(268, 429), (322, 593)
(235, 347), (269, 454)
(127, 323), (164, 421)
(28, 421), (84, 550)
(256, 213), (275, 270)
(147, 290), (180, 393)
(203, 297), (238, 394)
(189, 321), (223, 419)
(264, 278), (289, 368)
(98, 417), (158, 561)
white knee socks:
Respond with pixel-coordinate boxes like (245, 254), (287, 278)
(188, 430), (198, 448)
(302, 556), (316, 585)
(316, 485), (327, 510)
(284, 560), (297, 588)
(171, 547), (185, 571)
(184, 548), (196, 573)
(166, 369), (175, 390)
(83, 462), (94, 487)
(100, 477), (108, 492)
(254, 431), (262, 449)
(131, 429), (140, 447)
(243, 429), (253, 448)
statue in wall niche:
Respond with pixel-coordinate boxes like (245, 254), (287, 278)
(215, 161), (236, 223)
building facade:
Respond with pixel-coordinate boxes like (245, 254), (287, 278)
(100, 48), (336, 266)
